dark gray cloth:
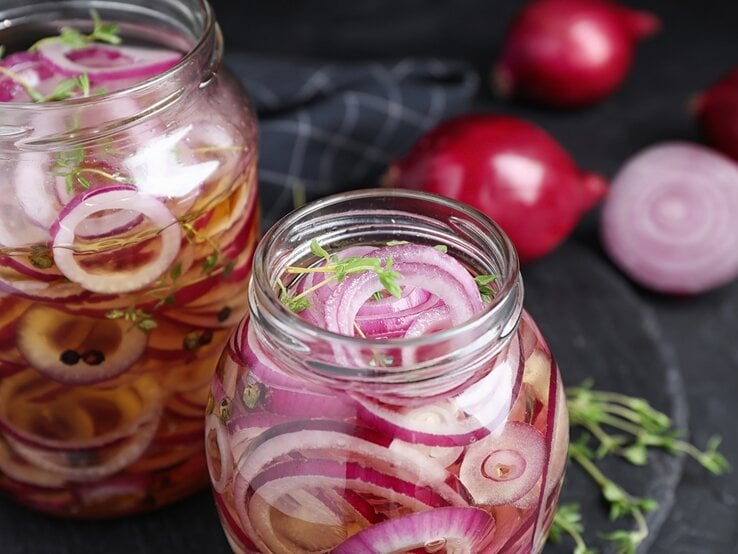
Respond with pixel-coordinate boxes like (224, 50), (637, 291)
(225, 54), (479, 229)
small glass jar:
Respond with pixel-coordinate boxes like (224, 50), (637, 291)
(207, 190), (568, 553)
(0, 0), (258, 516)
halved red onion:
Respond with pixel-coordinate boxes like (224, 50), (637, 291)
(333, 506), (496, 554)
(206, 413), (234, 494)
(51, 185), (181, 293)
(460, 421), (545, 506)
(600, 142), (738, 294)
(16, 304), (148, 385)
(37, 42), (181, 82)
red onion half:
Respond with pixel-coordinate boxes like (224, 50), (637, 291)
(494, 0), (660, 108)
(600, 142), (738, 294)
(386, 115), (607, 262)
(693, 68), (738, 162)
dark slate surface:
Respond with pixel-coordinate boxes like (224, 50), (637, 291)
(3, 0), (738, 552)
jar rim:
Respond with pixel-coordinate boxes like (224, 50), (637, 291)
(0, 0), (216, 111)
(250, 188), (524, 381)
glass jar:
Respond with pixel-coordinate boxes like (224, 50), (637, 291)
(207, 190), (568, 553)
(0, 0), (258, 517)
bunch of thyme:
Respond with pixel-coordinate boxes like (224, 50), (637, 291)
(548, 380), (730, 553)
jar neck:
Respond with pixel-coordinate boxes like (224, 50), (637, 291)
(249, 189), (525, 391)
(0, 0), (221, 150)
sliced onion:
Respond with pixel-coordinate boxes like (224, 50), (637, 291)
(324, 261), (481, 337)
(0, 196), (50, 247)
(351, 337), (517, 447)
(460, 421), (546, 506)
(37, 42), (181, 82)
(333, 506), (496, 554)
(16, 304), (148, 385)
(124, 125), (219, 199)
(236, 419), (464, 505)
(0, 437), (66, 489)
(206, 413), (234, 494)
(51, 185), (181, 293)
(0, 51), (56, 102)
(600, 142), (738, 294)
(237, 459), (458, 554)
(7, 411), (161, 482)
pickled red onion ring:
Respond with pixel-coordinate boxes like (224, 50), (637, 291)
(206, 413), (234, 494)
(333, 506), (496, 554)
(51, 185), (181, 293)
(36, 42), (181, 82)
(324, 262), (481, 336)
(460, 421), (545, 506)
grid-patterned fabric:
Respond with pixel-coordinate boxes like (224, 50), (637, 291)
(226, 54), (479, 229)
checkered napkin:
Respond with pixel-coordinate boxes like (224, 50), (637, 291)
(225, 54), (479, 229)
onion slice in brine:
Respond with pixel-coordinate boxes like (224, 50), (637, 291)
(51, 185), (181, 293)
(333, 506), (496, 554)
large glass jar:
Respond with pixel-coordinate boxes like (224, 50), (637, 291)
(207, 190), (568, 553)
(0, 0), (258, 517)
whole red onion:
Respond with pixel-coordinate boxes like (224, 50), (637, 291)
(494, 0), (660, 108)
(385, 114), (607, 262)
(693, 68), (738, 162)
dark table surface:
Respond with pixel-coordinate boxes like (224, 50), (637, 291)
(3, 0), (738, 552)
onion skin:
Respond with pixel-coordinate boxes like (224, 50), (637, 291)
(494, 0), (660, 108)
(693, 68), (738, 161)
(386, 114), (607, 262)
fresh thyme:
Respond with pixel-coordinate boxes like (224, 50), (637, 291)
(51, 149), (133, 193)
(30, 9), (122, 52)
(475, 274), (498, 303)
(181, 222), (236, 277)
(278, 239), (403, 313)
(548, 380), (730, 553)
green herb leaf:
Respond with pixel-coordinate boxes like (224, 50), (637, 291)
(169, 262), (182, 281)
(386, 240), (409, 246)
(310, 239), (331, 263)
(433, 244), (448, 253)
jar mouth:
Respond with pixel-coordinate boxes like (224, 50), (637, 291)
(251, 188), (524, 381)
(0, 0), (216, 112)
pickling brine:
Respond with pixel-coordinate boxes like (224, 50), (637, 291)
(0, 0), (259, 517)
(207, 190), (568, 553)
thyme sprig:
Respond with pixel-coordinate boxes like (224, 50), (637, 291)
(52, 148), (133, 193)
(548, 380), (730, 553)
(30, 9), (122, 52)
(181, 222), (235, 277)
(278, 239), (403, 313)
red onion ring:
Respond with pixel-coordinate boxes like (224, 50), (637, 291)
(333, 506), (496, 553)
(460, 421), (546, 506)
(206, 413), (234, 494)
(37, 42), (181, 82)
(51, 185), (181, 294)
